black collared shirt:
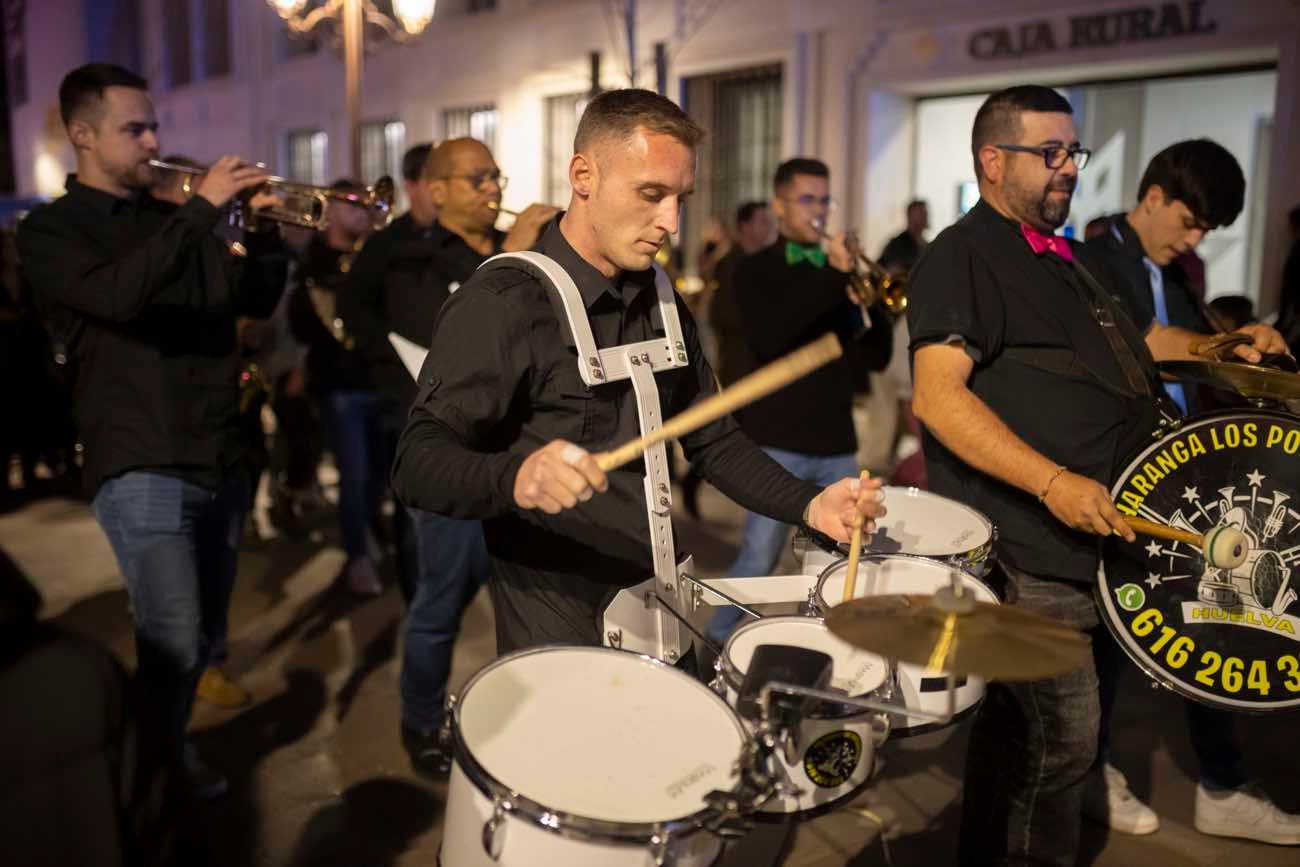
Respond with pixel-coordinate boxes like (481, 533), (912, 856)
(734, 238), (893, 455)
(907, 200), (1161, 582)
(17, 176), (288, 492)
(338, 216), (502, 413)
(393, 217), (822, 648)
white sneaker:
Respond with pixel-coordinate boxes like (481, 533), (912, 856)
(344, 557), (383, 597)
(1194, 782), (1300, 845)
(1083, 763), (1160, 835)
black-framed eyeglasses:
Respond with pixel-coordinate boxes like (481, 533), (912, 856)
(439, 170), (508, 190)
(995, 144), (1092, 170)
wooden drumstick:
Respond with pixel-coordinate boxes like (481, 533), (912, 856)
(594, 333), (843, 472)
(841, 470), (872, 604)
(1121, 516), (1248, 570)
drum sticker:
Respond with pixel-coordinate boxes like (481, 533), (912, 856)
(1105, 414), (1300, 710)
(803, 730), (862, 788)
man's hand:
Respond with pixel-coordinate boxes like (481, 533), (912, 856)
(825, 231), (854, 273)
(1043, 470), (1135, 541)
(806, 474), (887, 543)
(501, 204), (561, 252)
(193, 155), (269, 209)
(514, 439), (609, 514)
(1227, 323), (1290, 363)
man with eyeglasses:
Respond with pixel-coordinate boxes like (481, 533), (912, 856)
(339, 136), (556, 779)
(906, 85), (1286, 866)
(706, 157), (893, 641)
(1083, 139), (1299, 845)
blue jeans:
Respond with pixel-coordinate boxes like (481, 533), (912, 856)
(708, 448), (858, 642)
(93, 470), (248, 760)
(322, 389), (393, 561)
(400, 507), (490, 731)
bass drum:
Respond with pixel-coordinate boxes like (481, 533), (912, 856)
(1101, 410), (1300, 712)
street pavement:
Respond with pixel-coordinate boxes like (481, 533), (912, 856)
(2, 482), (1297, 867)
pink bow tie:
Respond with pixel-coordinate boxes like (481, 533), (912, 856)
(1021, 224), (1074, 262)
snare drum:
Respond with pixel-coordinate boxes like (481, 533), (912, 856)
(811, 554), (1001, 734)
(443, 647), (749, 866)
(714, 617), (889, 816)
(799, 487), (996, 578)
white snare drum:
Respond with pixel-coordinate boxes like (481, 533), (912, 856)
(811, 554), (1001, 734)
(714, 616), (888, 816)
(442, 646), (748, 867)
(799, 487), (996, 578)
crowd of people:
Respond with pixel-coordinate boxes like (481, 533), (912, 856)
(3, 61), (1300, 867)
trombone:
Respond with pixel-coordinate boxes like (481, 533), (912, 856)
(811, 218), (908, 315)
(148, 159), (396, 232)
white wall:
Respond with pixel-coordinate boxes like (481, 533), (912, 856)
(1139, 70), (1277, 298)
(911, 93), (985, 237)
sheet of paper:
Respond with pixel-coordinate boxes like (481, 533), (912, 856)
(388, 332), (429, 381)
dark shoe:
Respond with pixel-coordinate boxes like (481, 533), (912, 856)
(184, 743), (228, 799)
(402, 722), (452, 780)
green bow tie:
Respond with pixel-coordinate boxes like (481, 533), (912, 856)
(785, 241), (826, 268)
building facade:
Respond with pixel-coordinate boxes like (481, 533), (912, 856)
(7, 0), (1299, 311)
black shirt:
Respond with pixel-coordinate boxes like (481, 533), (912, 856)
(878, 230), (923, 275)
(17, 176), (288, 492)
(707, 246), (754, 387)
(907, 200), (1162, 582)
(734, 239), (893, 455)
(338, 215), (502, 414)
(287, 234), (374, 395)
(392, 217), (822, 649)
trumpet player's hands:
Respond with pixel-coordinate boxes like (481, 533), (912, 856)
(501, 204), (560, 252)
(825, 231), (854, 273)
(513, 439), (609, 514)
(246, 188), (282, 213)
(806, 474), (886, 543)
(194, 155), (269, 209)
(1042, 469), (1135, 542)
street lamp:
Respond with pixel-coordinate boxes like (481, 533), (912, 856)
(266, 0), (436, 178)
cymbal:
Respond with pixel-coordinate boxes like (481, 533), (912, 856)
(823, 591), (1093, 681)
(1157, 360), (1300, 400)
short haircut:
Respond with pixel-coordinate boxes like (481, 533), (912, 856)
(1138, 139), (1245, 228)
(907, 199), (927, 212)
(773, 158), (829, 192)
(573, 88), (704, 155)
(735, 200), (768, 226)
(971, 85), (1073, 179)
(402, 143), (433, 182)
(59, 63), (147, 126)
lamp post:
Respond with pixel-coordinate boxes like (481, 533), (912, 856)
(267, 0), (435, 178)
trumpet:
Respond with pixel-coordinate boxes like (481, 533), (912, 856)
(811, 218), (908, 315)
(148, 159), (396, 232)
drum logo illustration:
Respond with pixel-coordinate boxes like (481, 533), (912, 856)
(803, 730), (862, 788)
(1104, 414), (1300, 710)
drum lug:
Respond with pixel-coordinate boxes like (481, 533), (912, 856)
(870, 711), (892, 748)
(649, 833), (670, 866)
(709, 661), (725, 696)
(481, 798), (509, 861)
(606, 629), (623, 649)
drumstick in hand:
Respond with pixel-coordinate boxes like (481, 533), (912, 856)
(594, 333), (843, 472)
(1120, 516), (1248, 569)
(841, 470), (872, 604)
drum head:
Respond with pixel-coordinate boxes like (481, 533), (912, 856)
(817, 554), (999, 610)
(725, 616), (889, 698)
(455, 647), (745, 824)
(1102, 412), (1300, 712)
(869, 487), (993, 559)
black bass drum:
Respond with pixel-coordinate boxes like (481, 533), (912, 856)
(1100, 411), (1300, 712)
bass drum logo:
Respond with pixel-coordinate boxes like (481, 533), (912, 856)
(803, 730), (863, 788)
(1102, 413), (1300, 711)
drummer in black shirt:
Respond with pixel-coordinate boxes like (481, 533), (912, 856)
(392, 89), (886, 654)
(906, 85), (1286, 866)
(340, 136), (556, 778)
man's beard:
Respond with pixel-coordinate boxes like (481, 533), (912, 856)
(1007, 174), (1076, 230)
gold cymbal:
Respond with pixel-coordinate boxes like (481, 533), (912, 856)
(1157, 360), (1300, 400)
(823, 591), (1093, 681)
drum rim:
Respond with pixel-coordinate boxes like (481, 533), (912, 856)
(717, 615), (889, 718)
(812, 552), (1000, 614)
(1100, 410), (1300, 713)
(450, 645), (752, 844)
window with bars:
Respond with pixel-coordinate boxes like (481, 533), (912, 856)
(360, 119), (407, 208)
(682, 65), (783, 273)
(287, 130), (329, 186)
(200, 0), (230, 78)
(442, 104), (498, 153)
(544, 93), (587, 206)
(163, 0), (192, 87)
(163, 0), (231, 85)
